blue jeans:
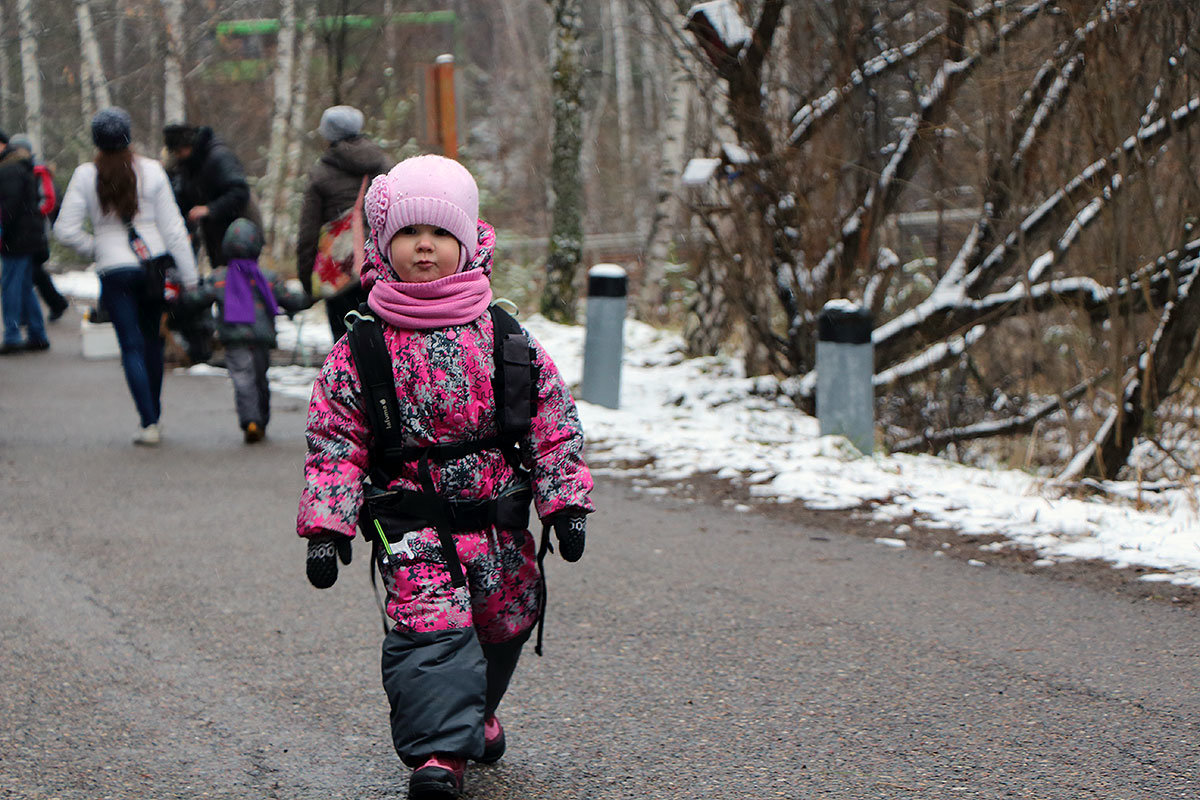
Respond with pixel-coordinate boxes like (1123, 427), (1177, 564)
(100, 267), (164, 427)
(1, 253), (47, 346)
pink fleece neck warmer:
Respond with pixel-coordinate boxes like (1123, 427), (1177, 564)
(367, 269), (493, 330)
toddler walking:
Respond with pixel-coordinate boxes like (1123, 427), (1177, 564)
(193, 218), (305, 442)
(296, 155), (593, 799)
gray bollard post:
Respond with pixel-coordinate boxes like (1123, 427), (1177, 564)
(816, 301), (874, 454)
(581, 264), (627, 409)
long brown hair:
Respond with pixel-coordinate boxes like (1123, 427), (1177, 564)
(95, 148), (138, 221)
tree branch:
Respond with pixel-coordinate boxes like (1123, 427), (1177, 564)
(891, 370), (1111, 454)
(786, 0), (1021, 149)
(872, 96), (1200, 367)
(809, 0), (1056, 295)
(1060, 230), (1200, 479)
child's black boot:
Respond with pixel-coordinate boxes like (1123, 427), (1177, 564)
(476, 714), (505, 764)
(409, 754), (465, 799)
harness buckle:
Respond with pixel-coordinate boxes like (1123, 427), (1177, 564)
(344, 307), (375, 332)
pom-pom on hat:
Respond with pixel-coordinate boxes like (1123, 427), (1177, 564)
(318, 106), (364, 142)
(364, 155), (479, 272)
(92, 107), (132, 152)
(222, 218), (264, 260)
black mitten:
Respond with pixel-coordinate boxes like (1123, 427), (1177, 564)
(306, 533), (352, 588)
(550, 513), (587, 562)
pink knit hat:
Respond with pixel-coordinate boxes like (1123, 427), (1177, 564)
(364, 154), (479, 272)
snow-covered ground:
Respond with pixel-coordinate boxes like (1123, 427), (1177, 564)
(56, 267), (1200, 588)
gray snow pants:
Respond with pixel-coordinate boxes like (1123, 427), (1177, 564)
(225, 345), (270, 430)
(381, 625), (530, 766)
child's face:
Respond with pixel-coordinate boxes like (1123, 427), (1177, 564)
(388, 224), (461, 282)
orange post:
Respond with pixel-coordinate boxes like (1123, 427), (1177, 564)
(423, 65), (440, 150)
(433, 54), (457, 159)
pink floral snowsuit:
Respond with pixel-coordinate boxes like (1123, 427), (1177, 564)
(298, 223), (593, 765)
(297, 224), (594, 640)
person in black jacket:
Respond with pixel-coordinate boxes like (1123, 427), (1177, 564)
(163, 123), (258, 363)
(8, 134), (69, 320)
(296, 106), (392, 342)
(162, 123), (258, 270)
(0, 135), (50, 354)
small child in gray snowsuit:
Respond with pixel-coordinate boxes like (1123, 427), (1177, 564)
(193, 218), (306, 442)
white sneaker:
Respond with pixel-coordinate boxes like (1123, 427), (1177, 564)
(133, 423), (161, 446)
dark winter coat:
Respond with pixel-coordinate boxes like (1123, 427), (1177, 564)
(296, 136), (392, 297)
(189, 266), (307, 348)
(0, 148), (48, 257)
(170, 127), (257, 268)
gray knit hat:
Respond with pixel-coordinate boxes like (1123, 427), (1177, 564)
(92, 107), (133, 151)
(8, 134), (33, 154)
(318, 105), (364, 142)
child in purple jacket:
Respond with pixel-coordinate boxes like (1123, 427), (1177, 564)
(297, 155), (593, 800)
(190, 218), (307, 442)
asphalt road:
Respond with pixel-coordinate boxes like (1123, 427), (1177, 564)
(1, 314), (1197, 800)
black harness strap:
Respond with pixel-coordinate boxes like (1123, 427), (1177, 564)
(534, 520), (553, 656)
(418, 453), (468, 588)
(346, 304), (540, 602)
(490, 305), (533, 434)
(345, 307), (406, 486)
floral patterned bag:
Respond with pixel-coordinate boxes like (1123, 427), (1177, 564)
(311, 175), (367, 298)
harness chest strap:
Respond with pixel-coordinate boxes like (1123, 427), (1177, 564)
(346, 303), (538, 590)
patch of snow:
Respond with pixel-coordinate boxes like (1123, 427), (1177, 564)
(688, 1), (752, 51)
(681, 157), (721, 186)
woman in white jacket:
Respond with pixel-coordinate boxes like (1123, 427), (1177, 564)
(55, 108), (198, 446)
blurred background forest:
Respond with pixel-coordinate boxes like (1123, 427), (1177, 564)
(3, 0), (1200, 485)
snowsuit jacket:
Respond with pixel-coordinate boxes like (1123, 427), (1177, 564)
(0, 148), (46, 257)
(297, 226), (594, 542)
(296, 136), (392, 298)
(187, 267), (307, 348)
(169, 127), (256, 268)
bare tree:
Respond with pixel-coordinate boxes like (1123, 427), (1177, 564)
(16, 0), (43, 151)
(640, 0), (695, 318)
(260, 0), (297, 254)
(75, 0), (112, 118)
(0, 1), (13, 128)
(276, 0), (320, 265)
(542, 0), (586, 322)
(611, 0), (634, 162)
(160, 0), (185, 123)
(672, 0), (1200, 479)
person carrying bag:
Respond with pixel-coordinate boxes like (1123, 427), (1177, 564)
(124, 218), (178, 305)
(296, 105), (392, 342)
(55, 108), (198, 446)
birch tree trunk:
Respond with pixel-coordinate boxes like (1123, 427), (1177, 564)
(261, 0), (297, 254)
(383, 0), (397, 94)
(580, 0), (612, 181)
(77, 0), (112, 115)
(275, 0), (319, 266)
(16, 0), (43, 152)
(80, 54), (95, 121)
(113, 0), (128, 96)
(0, 2), (10, 128)
(640, 41), (692, 318)
(146, 12), (162, 141)
(610, 0), (633, 162)
(541, 0), (586, 323)
(161, 0), (186, 123)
